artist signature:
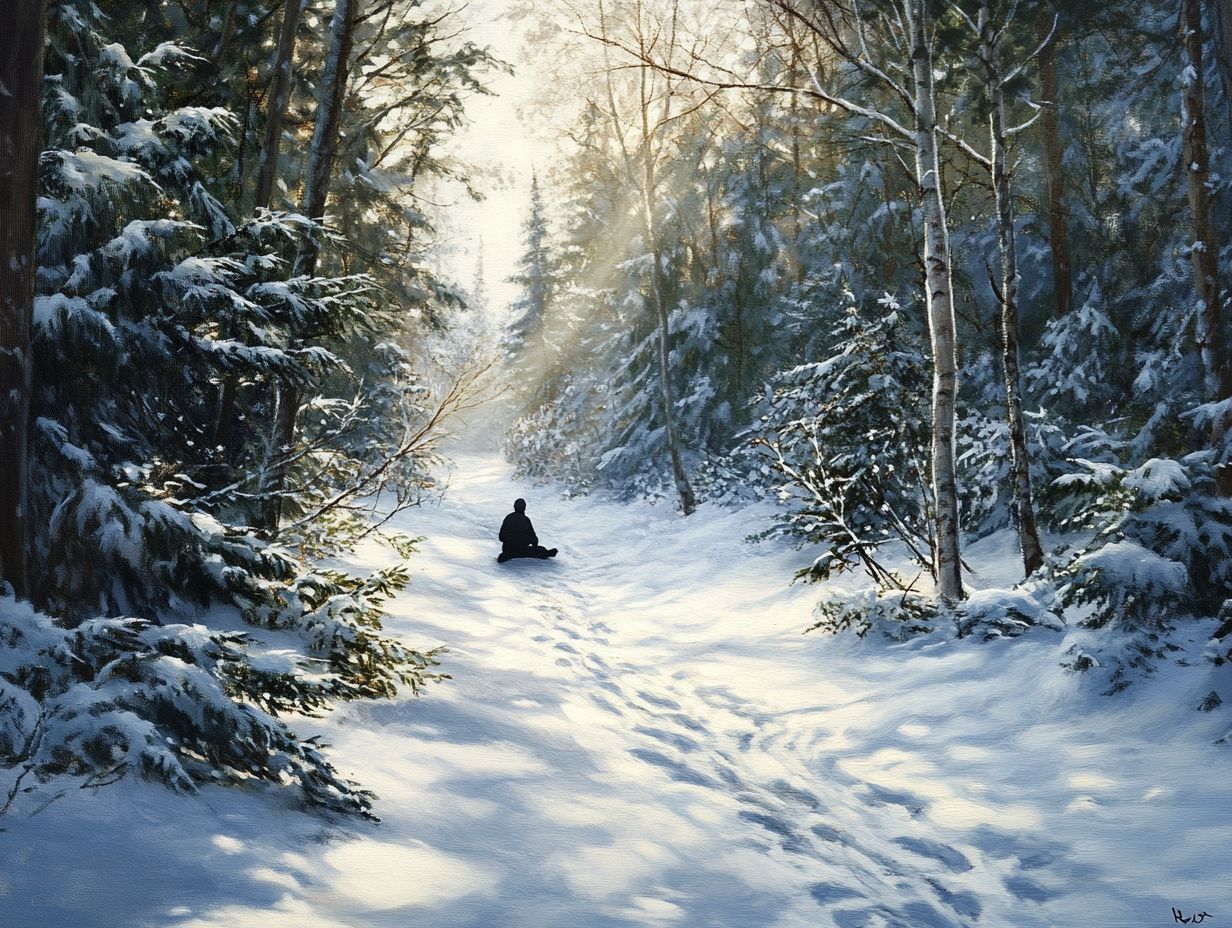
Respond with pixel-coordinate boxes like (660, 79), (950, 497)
(1172, 908), (1214, 924)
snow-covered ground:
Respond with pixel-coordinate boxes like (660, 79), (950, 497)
(2, 453), (1229, 927)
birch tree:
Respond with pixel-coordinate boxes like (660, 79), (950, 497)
(0, 0), (47, 596)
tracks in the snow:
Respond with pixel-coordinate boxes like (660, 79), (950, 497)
(513, 554), (1067, 928)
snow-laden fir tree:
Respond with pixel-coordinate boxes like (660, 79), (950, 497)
(504, 173), (560, 407)
(0, 0), (453, 815)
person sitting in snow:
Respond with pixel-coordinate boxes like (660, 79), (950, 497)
(497, 498), (558, 563)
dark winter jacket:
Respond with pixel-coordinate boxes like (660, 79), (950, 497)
(499, 511), (538, 551)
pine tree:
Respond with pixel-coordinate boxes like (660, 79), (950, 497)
(505, 173), (558, 405)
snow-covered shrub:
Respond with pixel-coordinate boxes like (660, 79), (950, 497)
(691, 444), (777, 505)
(957, 405), (1069, 535)
(952, 587), (1065, 640)
(751, 297), (934, 590)
(0, 596), (376, 814)
(507, 379), (604, 494)
(1049, 455), (1232, 628)
(806, 583), (1063, 643)
(1024, 284), (1127, 419)
(806, 589), (938, 640)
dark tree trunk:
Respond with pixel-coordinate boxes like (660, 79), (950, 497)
(1038, 13), (1073, 317)
(255, 0), (306, 210)
(1183, 0), (1232, 491)
(645, 138), (694, 517)
(981, 3), (1045, 577)
(260, 0), (358, 531)
(216, 0), (307, 454)
(0, 0), (47, 597)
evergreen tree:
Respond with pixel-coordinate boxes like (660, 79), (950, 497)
(504, 173), (559, 405)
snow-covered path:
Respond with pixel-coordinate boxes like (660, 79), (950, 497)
(3, 454), (1230, 927)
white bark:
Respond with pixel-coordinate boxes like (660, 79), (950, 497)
(907, 0), (964, 601)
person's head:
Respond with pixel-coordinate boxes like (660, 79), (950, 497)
(513, 498), (527, 513)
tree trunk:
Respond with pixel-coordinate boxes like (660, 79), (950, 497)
(260, 0), (358, 531)
(649, 242), (697, 515)
(0, 0), (46, 597)
(639, 68), (696, 517)
(255, 0), (306, 210)
(981, 4), (1045, 577)
(1183, 0), (1232, 491)
(216, 0), (306, 454)
(1037, 12), (1073, 317)
(909, 1), (964, 601)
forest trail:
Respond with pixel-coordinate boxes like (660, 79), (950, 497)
(3, 453), (1230, 927)
(299, 452), (1012, 928)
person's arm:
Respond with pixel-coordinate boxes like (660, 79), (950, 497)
(499, 514), (510, 543)
(527, 518), (538, 546)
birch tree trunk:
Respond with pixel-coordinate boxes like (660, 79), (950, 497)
(0, 0), (47, 597)
(908, 1), (964, 601)
(1037, 12), (1073, 317)
(1183, 0), (1232, 491)
(215, 0), (307, 452)
(260, 0), (358, 530)
(980, 4), (1045, 577)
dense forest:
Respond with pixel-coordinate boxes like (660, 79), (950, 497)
(504, 0), (1232, 650)
(0, 0), (1230, 827)
(0, 0), (497, 813)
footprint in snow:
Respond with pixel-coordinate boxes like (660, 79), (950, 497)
(767, 779), (824, 812)
(891, 836), (973, 873)
(668, 713), (708, 734)
(809, 882), (865, 906)
(1004, 875), (1061, 903)
(589, 693), (622, 715)
(636, 690), (682, 710)
(924, 878), (983, 920)
(628, 747), (721, 789)
(632, 725), (702, 753)
(861, 783), (928, 815)
(737, 809), (815, 855)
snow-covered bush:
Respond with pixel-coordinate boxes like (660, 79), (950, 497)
(507, 378), (604, 494)
(807, 589), (939, 640)
(1049, 455), (1232, 628)
(0, 596), (378, 814)
(750, 297), (934, 590)
(806, 583), (1064, 643)
(957, 403), (1070, 535)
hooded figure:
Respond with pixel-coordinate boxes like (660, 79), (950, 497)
(498, 498), (557, 563)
